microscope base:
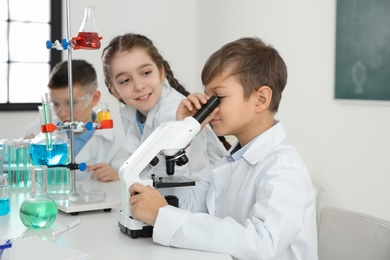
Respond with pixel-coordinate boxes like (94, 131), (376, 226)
(118, 221), (153, 239)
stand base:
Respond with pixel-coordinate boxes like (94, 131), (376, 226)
(56, 199), (119, 214)
(55, 180), (121, 214)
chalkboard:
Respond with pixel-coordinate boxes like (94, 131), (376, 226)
(335, 0), (390, 101)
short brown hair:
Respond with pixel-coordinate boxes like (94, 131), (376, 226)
(48, 59), (97, 92)
(201, 37), (287, 112)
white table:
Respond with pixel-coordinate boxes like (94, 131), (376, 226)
(0, 180), (232, 260)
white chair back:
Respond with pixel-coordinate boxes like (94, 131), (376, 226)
(318, 207), (390, 260)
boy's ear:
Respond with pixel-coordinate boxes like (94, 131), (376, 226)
(255, 86), (272, 112)
(91, 90), (101, 106)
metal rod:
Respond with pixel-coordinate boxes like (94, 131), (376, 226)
(65, 0), (77, 196)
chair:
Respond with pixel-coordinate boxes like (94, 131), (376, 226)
(318, 207), (390, 260)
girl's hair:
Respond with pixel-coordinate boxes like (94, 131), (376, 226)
(201, 37), (288, 113)
(101, 33), (189, 104)
(48, 59), (97, 92)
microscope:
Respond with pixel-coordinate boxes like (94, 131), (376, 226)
(118, 96), (220, 238)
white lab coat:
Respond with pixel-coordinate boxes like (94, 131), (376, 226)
(120, 82), (226, 196)
(153, 122), (318, 260)
(25, 117), (129, 182)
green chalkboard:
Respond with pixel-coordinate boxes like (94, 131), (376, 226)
(335, 0), (390, 101)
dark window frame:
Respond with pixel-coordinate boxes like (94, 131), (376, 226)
(0, 0), (62, 111)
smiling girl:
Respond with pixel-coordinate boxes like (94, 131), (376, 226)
(101, 33), (226, 191)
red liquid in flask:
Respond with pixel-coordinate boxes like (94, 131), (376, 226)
(73, 32), (101, 50)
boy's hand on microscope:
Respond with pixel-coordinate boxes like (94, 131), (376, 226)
(177, 92), (219, 128)
(88, 163), (119, 182)
(129, 183), (168, 226)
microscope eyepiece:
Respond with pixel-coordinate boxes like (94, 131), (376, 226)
(193, 96), (220, 123)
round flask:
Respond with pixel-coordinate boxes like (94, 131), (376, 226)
(30, 105), (68, 166)
(19, 166), (58, 229)
(30, 132), (68, 166)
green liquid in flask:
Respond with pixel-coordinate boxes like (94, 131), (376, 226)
(19, 198), (58, 229)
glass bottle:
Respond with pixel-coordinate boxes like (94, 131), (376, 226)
(72, 6), (102, 50)
(19, 166), (58, 229)
(96, 103), (111, 122)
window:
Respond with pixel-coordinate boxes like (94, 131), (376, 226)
(0, 0), (61, 111)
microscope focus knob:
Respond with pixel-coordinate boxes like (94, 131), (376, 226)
(150, 156), (159, 166)
(176, 154), (189, 166)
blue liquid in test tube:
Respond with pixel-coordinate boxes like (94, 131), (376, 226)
(0, 197), (10, 216)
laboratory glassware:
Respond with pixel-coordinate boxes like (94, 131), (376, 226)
(72, 6), (102, 50)
(30, 105), (68, 167)
(96, 103), (111, 123)
(19, 166), (58, 229)
(0, 173), (9, 216)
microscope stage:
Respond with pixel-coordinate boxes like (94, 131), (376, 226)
(152, 176), (196, 188)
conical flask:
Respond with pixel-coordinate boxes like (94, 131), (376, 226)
(73, 6), (102, 50)
(19, 166), (58, 229)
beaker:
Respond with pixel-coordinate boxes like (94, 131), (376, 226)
(73, 6), (102, 50)
(19, 166), (58, 229)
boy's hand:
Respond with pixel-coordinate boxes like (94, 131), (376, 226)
(24, 133), (35, 139)
(176, 93), (219, 128)
(88, 163), (119, 182)
(129, 183), (168, 226)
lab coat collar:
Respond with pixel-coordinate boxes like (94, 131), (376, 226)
(243, 120), (287, 165)
(223, 121), (287, 165)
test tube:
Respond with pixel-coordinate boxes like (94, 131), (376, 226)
(22, 139), (31, 187)
(0, 140), (7, 167)
(41, 93), (53, 150)
(0, 147), (3, 176)
(0, 140), (9, 185)
(6, 139), (15, 187)
(14, 139), (23, 187)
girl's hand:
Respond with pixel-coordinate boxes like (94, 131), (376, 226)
(129, 183), (168, 226)
(176, 93), (219, 128)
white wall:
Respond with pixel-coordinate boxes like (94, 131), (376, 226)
(196, 0), (390, 221)
(1, 0), (389, 221)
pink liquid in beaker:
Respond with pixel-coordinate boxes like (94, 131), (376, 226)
(73, 32), (101, 50)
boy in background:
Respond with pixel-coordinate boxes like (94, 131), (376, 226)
(25, 60), (129, 182)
